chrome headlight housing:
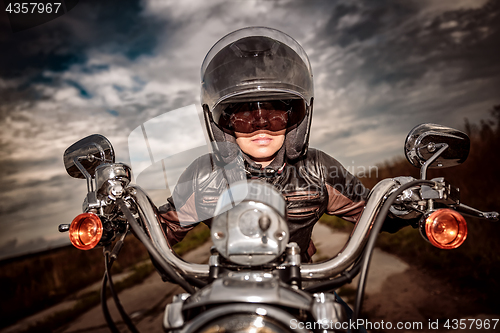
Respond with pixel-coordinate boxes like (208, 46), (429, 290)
(182, 304), (305, 333)
(211, 180), (289, 266)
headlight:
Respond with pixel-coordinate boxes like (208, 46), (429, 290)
(198, 314), (288, 333)
(181, 304), (305, 333)
(211, 180), (289, 266)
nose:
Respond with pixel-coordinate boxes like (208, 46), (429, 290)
(253, 109), (269, 130)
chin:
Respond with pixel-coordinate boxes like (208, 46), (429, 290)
(249, 148), (276, 160)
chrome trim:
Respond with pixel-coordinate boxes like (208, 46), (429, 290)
(299, 179), (398, 280)
(74, 156), (94, 192)
(404, 123), (469, 169)
(283, 242), (301, 266)
(95, 163), (131, 198)
(211, 200), (289, 266)
(180, 303), (309, 333)
(311, 293), (347, 326)
(58, 224), (70, 232)
(184, 271), (312, 310)
(420, 143), (448, 180)
(64, 134), (115, 179)
(128, 184), (210, 279)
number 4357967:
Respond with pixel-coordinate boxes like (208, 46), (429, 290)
(443, 318), (498, 330)
(6, 2), (62, 14)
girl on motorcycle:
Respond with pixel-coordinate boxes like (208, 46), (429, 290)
(158, 27), (410, 264)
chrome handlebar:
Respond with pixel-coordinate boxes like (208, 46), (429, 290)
(299, 179), (397, 280)
(128, 185), (210, 279)
(126, 180), (399, 281)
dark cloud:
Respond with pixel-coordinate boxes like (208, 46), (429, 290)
(317, 0), (500, 94)
(0, 170), (71, 215)
(0, 0), (167, 80)
(0, 86), (44, 122)
(324, 1), (417, 48)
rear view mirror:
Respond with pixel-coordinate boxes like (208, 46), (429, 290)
(63, 134), (115, 179)
(405, 123), (470, 170)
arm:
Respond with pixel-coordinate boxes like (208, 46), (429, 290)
(157, 158), (205, 246)
(158, 197), (197, 246)
(318, 150), (415, 233)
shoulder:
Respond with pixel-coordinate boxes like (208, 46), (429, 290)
(178, 152), (245, 187)
(301, 148), (357, 188)
(177, 153), (214, 184)
(306, 148), (341, 163)
(301, 148), (345, 171)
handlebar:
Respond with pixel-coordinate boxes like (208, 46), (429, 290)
(299, 179), (398, 280)
(128, 185), (211, 279)
(106, 177), (499, 282)
(127, 179), (401, 281)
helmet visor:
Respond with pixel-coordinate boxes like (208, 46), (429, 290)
(216, 99), (307, 133)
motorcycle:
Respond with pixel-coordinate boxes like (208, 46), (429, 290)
(59, 123), (498, 333)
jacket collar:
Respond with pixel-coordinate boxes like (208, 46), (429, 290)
(243, 144), (286, 176)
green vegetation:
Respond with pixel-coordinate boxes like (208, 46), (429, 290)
(320, 214), (355, 233)
(324, 105), (500, 310)
(173, 223), (211, 255)
(23, 261), (156, 333)
(0, 223), (210, 331)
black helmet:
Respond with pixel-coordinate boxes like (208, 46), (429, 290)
(201, 27), (314, 162)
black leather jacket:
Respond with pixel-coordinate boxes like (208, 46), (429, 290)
(158, 147), (404, 262)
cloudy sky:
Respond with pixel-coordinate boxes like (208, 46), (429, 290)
(0, 0), (498, 260)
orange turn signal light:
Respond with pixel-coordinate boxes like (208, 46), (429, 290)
(424, 209), (467, 249)
(69, 213), (103, 250)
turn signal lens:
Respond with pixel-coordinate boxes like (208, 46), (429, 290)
(69, 213), (103, 250)
(425, 209), (467, 249)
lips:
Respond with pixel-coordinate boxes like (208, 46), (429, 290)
(251, 136), (272, 145)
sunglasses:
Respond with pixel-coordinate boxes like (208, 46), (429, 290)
(217, 100), (306, 133)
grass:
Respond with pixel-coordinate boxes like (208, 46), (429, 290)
(23, 261), (156, 333)
(173, 224), (211, 256)
(319, 214), (355, 233)
(1, 223), (211, 333)
(353, 111), (500, 310)
(319, 212), (500, 309)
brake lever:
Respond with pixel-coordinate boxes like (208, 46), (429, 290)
(454, 203), (499, 221)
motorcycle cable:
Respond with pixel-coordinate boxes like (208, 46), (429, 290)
(100, 226), (141, 333)
(352, 179), (435, 333)
(116, 198), (196, 294)
(101, 270), (120, 333)
(104, 252), (140, 333)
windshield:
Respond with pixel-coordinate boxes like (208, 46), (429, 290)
(127, 104), (247, 227)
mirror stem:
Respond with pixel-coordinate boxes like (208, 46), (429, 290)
(74, 157), (95, 192)
(420, 143), (448, 180)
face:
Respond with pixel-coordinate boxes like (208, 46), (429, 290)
(224, 101), (290, 166)
(235, 129), (286, 165)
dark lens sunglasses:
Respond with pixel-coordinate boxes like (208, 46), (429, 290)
(218, 100), (306, 133)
